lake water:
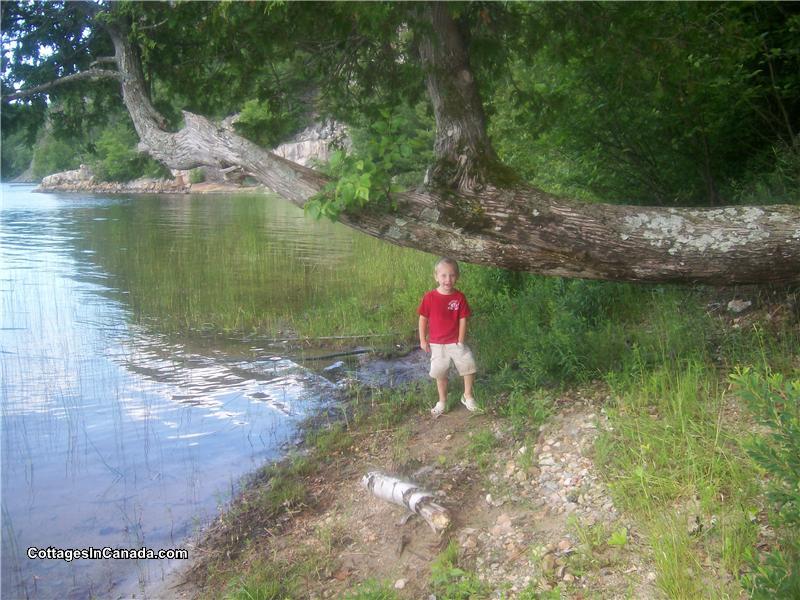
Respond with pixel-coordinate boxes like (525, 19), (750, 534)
(0, 184), (425, 599)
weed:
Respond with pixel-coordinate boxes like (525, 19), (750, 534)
(649, 515), (704, 598)
(518, 584), (564, 599)
(222, 558), (293, 600)
(500, 387), (553, 437)
(607, 527), (628, 548)
(251, 474), (307, 518)
(391, 423), (413, 465)
(430, 541), (491, 599)
(307, 423), (353, 457)
(465, 429), (499, 472)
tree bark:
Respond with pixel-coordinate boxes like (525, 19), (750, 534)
(15, 11), (797, 286)
(417, 3), (502, 192)
(361, 471), (451, 534)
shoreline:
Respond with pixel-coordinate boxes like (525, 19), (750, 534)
(34, 179), (266, 196)
(138, 348), (429, 600)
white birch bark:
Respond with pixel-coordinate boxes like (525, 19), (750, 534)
(361, 471), (451, 534)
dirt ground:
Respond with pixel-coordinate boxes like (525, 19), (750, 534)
(154, 381), (666, 599)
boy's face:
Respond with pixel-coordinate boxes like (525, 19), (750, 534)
(434, 263), (459, 292)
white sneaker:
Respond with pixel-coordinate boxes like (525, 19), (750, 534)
(430, 402), (446, 418)
(461, 395), (481, 412)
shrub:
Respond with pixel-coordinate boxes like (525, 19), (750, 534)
(189, 167), (206, 184)
(31, 133), (82, 178)
(92, 121), (146, 182)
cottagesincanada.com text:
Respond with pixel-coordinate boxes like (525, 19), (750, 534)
(27, 546), (189, 562)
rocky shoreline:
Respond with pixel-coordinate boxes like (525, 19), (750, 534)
(33, 164), (261, 195)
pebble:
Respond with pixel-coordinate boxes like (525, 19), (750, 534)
(394, 579), (406, 590)
(465, 402), (653, 596)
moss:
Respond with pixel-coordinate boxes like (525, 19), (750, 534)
(438, 190), (494, 233)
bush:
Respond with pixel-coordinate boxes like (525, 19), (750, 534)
(734, 369), (800, 598)
(234, 98), (303, 148)
(31, 133), (82, 178)
(92, 121), (147, 182)
(1, 128), (34, 179)
(189, 168), (206, 184)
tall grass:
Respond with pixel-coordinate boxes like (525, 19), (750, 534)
(73, 193), (434, 338)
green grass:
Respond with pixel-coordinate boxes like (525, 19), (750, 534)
(464, 428), (499, 472)
(306, 423), (354, 456)
(430, 541), (491, 600)
(223, 559), (290, 600)
(593, 360), (768, 597)
(649, 515), (705, 599)
(340, 580), (401, 599)
(597, 361), (759, 516)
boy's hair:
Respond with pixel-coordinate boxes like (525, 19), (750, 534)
(434, 257), (460, 275)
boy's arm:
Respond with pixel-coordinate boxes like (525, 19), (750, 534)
(419, 315), (430, 352)
(458, 317), (468, 345)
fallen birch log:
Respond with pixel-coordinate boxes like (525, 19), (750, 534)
(361, 471), (451, 534)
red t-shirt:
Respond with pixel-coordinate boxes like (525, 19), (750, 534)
(417, 289), (472, 344)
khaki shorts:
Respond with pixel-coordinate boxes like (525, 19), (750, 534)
(429, 343), (477, 379)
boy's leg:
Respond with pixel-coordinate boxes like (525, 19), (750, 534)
(436, 377), (449, 404)
(463, 373), (475, 400)
(431, 377), (448, 417)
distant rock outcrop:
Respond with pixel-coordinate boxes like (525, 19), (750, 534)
(36, 165), (191, 194)
(273, 120), (349, 167)
(36, 120), (349, 194)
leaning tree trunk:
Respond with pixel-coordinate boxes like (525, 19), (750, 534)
(94, 15), (800, 285)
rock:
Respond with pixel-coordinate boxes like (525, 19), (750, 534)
(542, 554), (556, 572)
(557, 539), (572, 552)
(727, 299), (752, 314)
(647, 571), (657, 582)
(394, 579), (406, 590)
(563, 572), (575, 582)
(273, 120), (349, 166)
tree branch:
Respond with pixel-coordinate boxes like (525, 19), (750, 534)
(3, 68), (120, 101)
(57, 8), (800, 286)
(89, 56), (118, 68)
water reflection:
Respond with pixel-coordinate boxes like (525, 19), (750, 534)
(0, 185), (347, 599)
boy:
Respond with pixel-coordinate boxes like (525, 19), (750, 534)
(418, 257), (479, 417)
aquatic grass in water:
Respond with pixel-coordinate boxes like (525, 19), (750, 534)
(72, 192), (434, 339)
